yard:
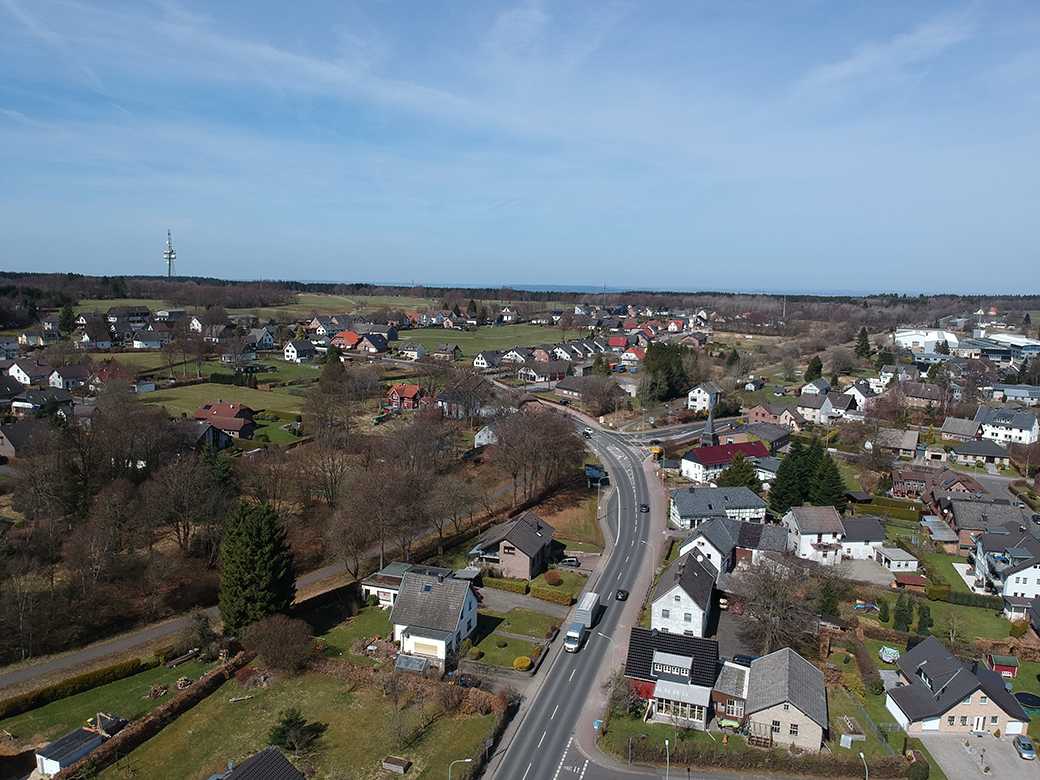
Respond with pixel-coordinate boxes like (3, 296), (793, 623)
(530, 570), (587, 602)
(476, 608), (558, 640)
(140, 381), (307, 416)
(854, 591), (1009, 641)
(472, 634), (540, 668)
(0, 660), (210, 755)
(95, 671), (495, 780)
(312, 607), (395, 668)
(827, 688), (890, 760)
(532, 483), (605, 551)
(389, 323), (572, 357)
(917, 551), (972, 595)
(599, 712), (746, 758)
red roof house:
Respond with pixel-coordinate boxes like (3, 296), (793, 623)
(387, 383), (430, 411)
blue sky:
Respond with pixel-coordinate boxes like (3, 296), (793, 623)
(1, 1), (1038, 294)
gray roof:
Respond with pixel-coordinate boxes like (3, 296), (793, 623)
(746, 648), (828, 729)
(742, 422), (790, 445)
(670, 486), (768, 520)
(874, 428), (920, 451)
(389, 573), (472, 634)
(653, 552), (718, 611)
(941, 417), (981, 438)
(694, 381), (724, 395)
(796, 394), (828, 410)
(920, 517), (959, 543)
(226, 746), (306, 780)
(839, 516), (886, 543)
(37, 728), (102, 763)
(975, 406), (1038, 431)
(715, 660), (749, 699)
(950, 501), (1030, 532)
(806, 378), (830, 392)
(952, 439), (1012, 459)
(477, 511), (554, 559)
(786, 506), (843, 535)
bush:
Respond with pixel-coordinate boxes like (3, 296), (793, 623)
(530, 586), (573, 605)
(460, 638), (473, 656)
(544, 570), (561, 586)
(531, 645), (541, 657)
(946, 591), (1004, 610)
(496, 640), (507, 648)
(926, 586), (950, 602)
(513, 656), (532, 672)
(906, 760), (930, 780)
(869, 678), (886, 696)
(1011, 620), (1029, 638)
(269, 707), (328, 755)
(468, 647), (483, 660)
(878, 600), (891, 622)
(242, 614), (313, 673)
(366, 593), (379, 607)
(844, 674), (866, 699)
(482, 577), (529, 595)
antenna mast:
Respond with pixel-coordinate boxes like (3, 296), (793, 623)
(164, 230), (176, 280)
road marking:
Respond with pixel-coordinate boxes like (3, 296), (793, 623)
(578, 758), (589, 779)
(521, 763), (532, 780)
(625, 555), (629, 563)
(551, 736), (574, 780)
(569, 668), (575, 682)
(551, 704), (559, 719)
(616, 571), (622, 580)
(538, 731), (546, 748)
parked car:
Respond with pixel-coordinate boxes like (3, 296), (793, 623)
(731, 602), (743, 615)
(1014, 735), (1036, 760)
(616, 589), (629, 601)
(558, 557), (581, 568)
(733, 654), (755, 667)
(719, 597), (729, 610)
(639, 503), (649, 513)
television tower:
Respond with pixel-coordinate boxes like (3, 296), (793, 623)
(164, 230), (176, 279)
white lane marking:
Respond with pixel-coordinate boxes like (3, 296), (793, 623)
(521, 763), (532, 780)
(551, 704), (559, 720)
(569, 668), (575, 682)
(578, 758), (589, 779)
(617, 571), (622, 580)
(538, 731), (546, 748)
(625, 555), (630, 563)
(551, 736), (574, 780)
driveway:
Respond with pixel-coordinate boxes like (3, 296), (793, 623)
(709, 608), (754, 662)
(478, 585), (571, 621)
(846, 558), (896, 587)
(917, 732), (1030, 780)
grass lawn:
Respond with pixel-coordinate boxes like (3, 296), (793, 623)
(856, 595), (1008, 641)
(918, 551), (971, 594)
(140, 382), (305, 416)
(96, 671), (494, 780)
(477, 608), (558, 639)
(835, 459), (863, 492)
(600, 712), (745, 757)
(547, 493), (605, 550)
(230, 418), (298, 450)
(313, 607), (394, 667)
(531, 570), (587, 601)
(864, 640), (902, 671)
(827, 689), (890, 760)
(387, 324), (568, 358)
(0, 660), (210, 752)
(472, 634), (539, 667)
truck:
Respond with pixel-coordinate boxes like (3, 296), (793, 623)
(574, 591), (600, 629)
(563, 621), (586, 653)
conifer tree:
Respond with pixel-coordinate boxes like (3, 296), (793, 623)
(799, 437), (825, 504)
(804, 355), (824, 382)
(855, 327), (871, 359)
(916, 603), (932, 635)
(219, 504), (296, 635)
(809, 453), (848, 513)
(716, 452), (762, 492)
(768, 439), (805, 515)
(878, 599), (890, 623)
(818, 581), (838, 615)
(59, 303), (76, 336)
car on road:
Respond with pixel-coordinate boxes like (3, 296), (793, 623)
(558, 557), (581, 568)
(615, 589), (629, 601)
(583, 427), (593, 438)
(639, 503), (649, 513)
(1014, 735), (1036, 760)
(1033, 514), (1040, 525)
(731, 602), (743, 615)
(649, 439), (660, 445)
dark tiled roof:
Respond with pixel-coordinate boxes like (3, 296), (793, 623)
(735, 522), (789, 552)
(839, 516), (886, 543)
(746, 648), (828, 729)
(670, 486), (767, 519)
(477, 511), (554, 559)
(950, 501), (1030, 532)
(652, 552), (718, 611)
(389, 573), (471, 634)
(975, 406), (1038, 432)
(624, 626), (719, 685)
(941, 417), (980, 437)
(227, 746), (305, 780)
(952, 440), (1012, 459)
(37, 728), (102, 763)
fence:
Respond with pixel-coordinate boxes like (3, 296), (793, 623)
(847, 689), (898, 756)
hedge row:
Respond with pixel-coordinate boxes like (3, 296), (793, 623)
(482, 577), (529, 595)
(926, 586), (951, 602)
(530, 586), (573, 606)
(0, 656), (160, 720)
(947, 590), (1003, 610)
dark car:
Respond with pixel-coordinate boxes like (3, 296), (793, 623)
(1033, 514), (1040, 525)
(640, 503), (649, 513)
(733, 654), (755, 668)
(616, 589), (629, 601)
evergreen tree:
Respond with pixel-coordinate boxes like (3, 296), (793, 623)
(726, 349), (740, 368)
(878, 599), (890, 623)
(893, 594), (914, 633)
(768, 440), (806, 515)
(467, 298), (477, 316)
(804, 355), (824, 382)
(591, 353), (611, 375)
(59, 303), (76, 335)
(269, 708), (328, 755)
(1026, 312), (1032, 326)
(478, 307), (488, 326)
(642, 343), (687, 399)
(1019, 358), (1030, 386)
(855, 327), (871, 359)
(916, 603), (932, 635)
(935, 340), (950, 355)
(716, 452), (762, 492)
(799, 437), (825, 504)
(809, 453), (847, 513)
(818, 581), (838, 615)
(219, 504), (296, 635)
(452, 303), (461, 317)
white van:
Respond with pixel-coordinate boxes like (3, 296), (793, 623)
(564, 621), (586, 653)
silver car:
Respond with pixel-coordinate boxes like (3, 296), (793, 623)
(1014, 735), (1036, 760)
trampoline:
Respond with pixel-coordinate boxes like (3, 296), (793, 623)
(1015, 692), (1040, 713)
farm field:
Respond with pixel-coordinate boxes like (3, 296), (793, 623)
(139, 381), (308, 416)
(95, 671), (495, 780)
(393, 323), (577, 357)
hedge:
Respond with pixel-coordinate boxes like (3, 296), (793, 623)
(946, 591), (1003, 610)
(530, 586), (573, 606)
(0, 657), (160, 720)
(482, 577), (529, 595)
(926, 586), (950, 602)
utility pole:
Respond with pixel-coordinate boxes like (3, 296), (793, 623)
(164, 230), (176, 280)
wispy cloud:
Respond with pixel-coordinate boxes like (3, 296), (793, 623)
(0, 0), (105, 91)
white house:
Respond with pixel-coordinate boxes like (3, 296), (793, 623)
(360, 562), (454, 608)
(781, 506), (844, 565)
(974, 523), (1040, 603)
(389, 572), (478, 668)
(246, 328), (275, 350)
(283, 340), (316, 364)
(838, 517), (886, 560)
(474, 419), (505, 447)
(472, 350), (501, 370)
(974, 407), (1039, 446)
(687, 381), (723, 413)
(649, 552), (718, 638)
(49, 365), (90, 390)
(668, 486), (768, 531)
(132, 333), (161, 350)
(873, 545), (921, 573)
(799, 378), (830, 396)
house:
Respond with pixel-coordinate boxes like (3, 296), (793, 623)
(283, 340), (316, 363)
(984, 654), (1020, 680)
(554, 375), (587, 401)
(0, 418), (53, 459)
(747, 402), (804, 431)
(218, 746), (306, 780)
(192, 422), (233, 451)
(871, 428), (919, 458)
(106, 305), (150, 323)
(742, 422), (791, 455)
(11, 388), (74, 419)
(330, 330), (361, 351)
(744, 377), (766, 392)
(781, 506), (844, 565)
(974, 406), (1039, 445)
(945, 500), (1032, 555)
(873, 545), (920, 573)
(433, 343), (462, 362)
(18, 330), (60, 347)
(9, 359), (52, 386)
(398, 342), (427, 361)
(799, 378), (830, 396)
(623, 627), (720, 730)
(49, 365), (90, 390)
(356, 334), (389, 354)
(843, 379), (877, 410)
(680, 442), (770, 484)
(78, 331), (112, 350)
(886, 635), (1029, 734)
(993, 384), (1040, 407)
(713, 661), (751, 727)
(389, 572), (479, 668)
(838, 516), (886, 560)
(796, 392), (855, 424)
(468, 511), (554, 580)
(154, 308), (186, 322)
(132, 332), (162, 350)
(668, 486), (768, 531)
(687, 381), (723, 413)
(650, 552), (718, 638)
(516, 361), (569, 385)
(950, 440), (1012, 469)
(385, 383), (428, 412)
(0, 376), (22, 407)
(192, 401), (256, 439)
(361, 562), (454, 608)
(472, 350), (502, 370)
(354, 323), (398, 342)
(0, 337), (21, 359)
(892, 470), (930, 500)
(245, 328), (275, 351)
(920, 516), (961, 554)
(677, 517), (788, 574)
(973, 522), (1040, 605)
(745, 648), (828, 752)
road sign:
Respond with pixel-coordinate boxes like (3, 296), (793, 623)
(593, 720), (602, 729)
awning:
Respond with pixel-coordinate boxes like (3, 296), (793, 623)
(652, 680), (711, 706)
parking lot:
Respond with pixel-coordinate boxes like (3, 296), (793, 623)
(917, 731), (1032, 780)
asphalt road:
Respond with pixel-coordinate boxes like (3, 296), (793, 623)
(494, 427), (659, 780)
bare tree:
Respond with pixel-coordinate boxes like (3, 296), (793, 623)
(732, 554), (816, 655)
(326, 506), (372, 579)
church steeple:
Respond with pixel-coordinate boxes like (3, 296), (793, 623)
(700, 405), (718, 447)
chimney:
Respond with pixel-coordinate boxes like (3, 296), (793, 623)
(437, 573), (445, 583)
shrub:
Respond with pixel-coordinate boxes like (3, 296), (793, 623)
(926, 586), (950, 602)
(544, 570), (561, 586)
(946, 591), (1003, 610)
(242, 614), (313, 673)
(366, 594), (379, 607)
(513, 656), (532, 672)
(844, 674), (866, 699)
(1010, 620), (1029, 638)
(482, 577), (529, 595)
(496, 640), (507, 648)
(468, 647), (483, 660)
(530, 586), (573, 605)
(460, 638), (473, 656)
(531, 645), (541, 657)
(878, 600), (891, 622)
(994, 729), (1001, 738)
(906, 761), (929, 780)
(869, 678), (886, 696)
(269, 708), (328, 755)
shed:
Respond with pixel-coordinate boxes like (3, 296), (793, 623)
(36, 728), (103, 776)
(985, 653), (1020, 679)
(892, 574), (927, 592)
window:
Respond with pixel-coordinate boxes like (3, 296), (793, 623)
(674, 594), (681, 602)
(790, 724), (799, 737)
(661, 627), (669, 633)
(783, 704), (789, 711)
(684, 613), (692, 623)
(960, 716), (968, 726)
(684, 630), (694, 636)
(980, 696), (988, 705)
(962, 696), (971, 705)
(948, 717), (955, 726)
(771, 720), (780, 734)
(992, 716), (999, 725)
(662, 609), (670, 619)
(726, 699), (744, 718)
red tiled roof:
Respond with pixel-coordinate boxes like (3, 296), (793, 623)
(193, 402), (253, 420)
(895, 574), (927, 586)
(686, 442), (769, 467)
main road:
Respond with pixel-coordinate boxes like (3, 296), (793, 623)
(493, 425), (668, 780)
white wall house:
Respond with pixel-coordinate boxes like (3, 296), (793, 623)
(390, 573), (478, 669)
(649, 552), (717, 638)
(283, 340), (316, 364)
(974, 407), (1039, 446)
(782, 506), (844, 566)
(687, 381), (723, 413)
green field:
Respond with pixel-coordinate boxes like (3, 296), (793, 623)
(394, 323), (578, 358)
(530, 570), (587, 601)
(472, 634), (539, 667)
(140, 382), (307, 416)
(477, 608), (558, 639)
(96, 671), (494, 780)
(0, 660), (210, 753)
(313, 607), (394, 667)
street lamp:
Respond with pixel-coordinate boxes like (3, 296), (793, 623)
(665, 738), (670, 780)
(449, 758), (472, 779)
(860, 751), (868, 780)
(640, 539), (656, 567)
(597, 631), (619, 671)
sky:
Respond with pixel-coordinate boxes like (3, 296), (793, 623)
(1, 1), (1038, 295)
